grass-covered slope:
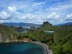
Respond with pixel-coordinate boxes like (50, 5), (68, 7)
(0, 24), (19, 40)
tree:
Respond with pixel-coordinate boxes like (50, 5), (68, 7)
(43, 21), (52, 26)
(30, 26), (36, 30)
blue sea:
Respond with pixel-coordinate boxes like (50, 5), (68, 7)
(0, 42), (45, 54)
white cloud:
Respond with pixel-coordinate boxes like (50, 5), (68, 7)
(20, 14), (44, 20)
(66, 14), (72, 18)
(20, 14), (37, 20)
(8, 6), (17, 12)
(49, 7), (60, 10)
(59, 19), (64, 22)
(48, 4), (72, 11)
(54, 15), (60, 19)
(0, 20), (8, 23)
(56, 5), (72, 10)
(0, 11), (9, 19)
(16, 12), (60, 23)
(47, 12), (56, 18)
(0, 11), (7, 17)
(64, 13), (72, 21)
(21, 16), (27, 19)
(33, 2), (46, 6)
(0, 20), (4, 23)
(0, 6), (17, 20)
(47, 12), (60, 20)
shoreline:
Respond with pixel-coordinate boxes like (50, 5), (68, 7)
(32, 42), (53, 54)
(0, 41), (53, 54)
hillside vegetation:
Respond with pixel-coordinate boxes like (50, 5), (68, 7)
(17, 21), (72, 54)
(39, 21), (72, 54)
(0, 21), (72, 54)
(0, 24), (19, 41)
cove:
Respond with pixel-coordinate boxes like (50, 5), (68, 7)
(0, 42), (45, 54)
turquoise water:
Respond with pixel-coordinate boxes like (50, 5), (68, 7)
(0, 42), (45, 54)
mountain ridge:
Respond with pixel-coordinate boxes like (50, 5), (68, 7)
(55, 22), (72, 26)
(1, 22), (41, 28)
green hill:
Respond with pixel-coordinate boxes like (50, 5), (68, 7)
(0, 24), (19, 41)
(39, 21), (72, 54)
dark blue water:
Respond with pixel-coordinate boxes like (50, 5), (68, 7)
(0, 42), (45, 54)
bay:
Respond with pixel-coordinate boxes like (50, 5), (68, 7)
(0, 42), (45, 54)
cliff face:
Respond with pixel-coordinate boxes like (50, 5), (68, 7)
(23, 38), (32, 42)
(0, 24), (19, 42)
(0, 33), (5, 42)
(0, 33), (2, 42)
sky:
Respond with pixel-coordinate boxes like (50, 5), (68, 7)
(0, 0), (72, 25)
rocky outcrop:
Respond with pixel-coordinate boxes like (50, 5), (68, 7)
(0, 33), (3, 42)
(23, 38), (32, 42)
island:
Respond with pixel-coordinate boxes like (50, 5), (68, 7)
(0, 21), (72, 54)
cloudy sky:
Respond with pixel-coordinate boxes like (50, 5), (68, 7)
(0, 0), (72, 25)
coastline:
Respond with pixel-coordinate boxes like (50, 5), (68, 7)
(32, 42), (53, 54)
(0, 40), (53, 54)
